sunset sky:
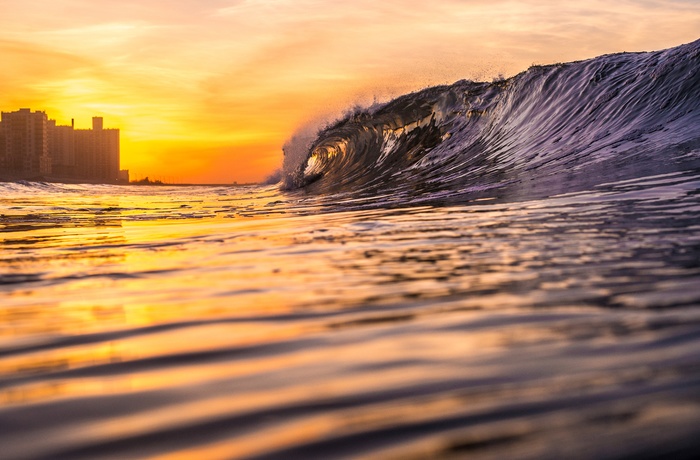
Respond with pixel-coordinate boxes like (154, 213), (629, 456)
(1, 1), (699, 183)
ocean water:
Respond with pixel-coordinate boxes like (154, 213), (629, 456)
(2, 39), (700, 459)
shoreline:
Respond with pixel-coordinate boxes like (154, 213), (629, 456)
(0, 176), (259, 187)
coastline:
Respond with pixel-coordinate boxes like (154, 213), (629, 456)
(0, 175), (258, 187)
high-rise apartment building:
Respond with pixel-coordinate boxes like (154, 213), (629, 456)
(0, 109), (52, 176)
(74, 117), (120, 181)
(1, 109), (121, 182)
(49, 119), (76, 177)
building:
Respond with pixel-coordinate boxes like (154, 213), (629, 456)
(74, 117), (120, 182)
(118, 169), (130, 183)
(0, 108), (52, 177)
(48, 119), (76, 177)
(1, 110), (121, 182)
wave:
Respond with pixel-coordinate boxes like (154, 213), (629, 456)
(285, 39), (700, 202)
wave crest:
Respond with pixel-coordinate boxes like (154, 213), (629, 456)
(286, 39), (700, 202)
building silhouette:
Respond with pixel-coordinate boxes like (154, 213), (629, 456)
(74, 117), (120, 181)
(0, 109), (52, 176)
(49, 118), (76, 177)
(0, 108), (125, 182)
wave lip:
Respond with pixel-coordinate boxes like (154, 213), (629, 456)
(287, 38), (700, 202)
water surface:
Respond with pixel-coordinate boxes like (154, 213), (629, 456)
(1, 175), (700, 459)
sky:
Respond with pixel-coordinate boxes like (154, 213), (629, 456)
(1, 0), (699, 183)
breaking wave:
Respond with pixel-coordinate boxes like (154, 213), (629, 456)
(285, 39), (700, 203)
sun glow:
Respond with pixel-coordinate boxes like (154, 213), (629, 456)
(2, 0), (699, 183)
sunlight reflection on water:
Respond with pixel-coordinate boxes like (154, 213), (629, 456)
(1, 177), (700, 459)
